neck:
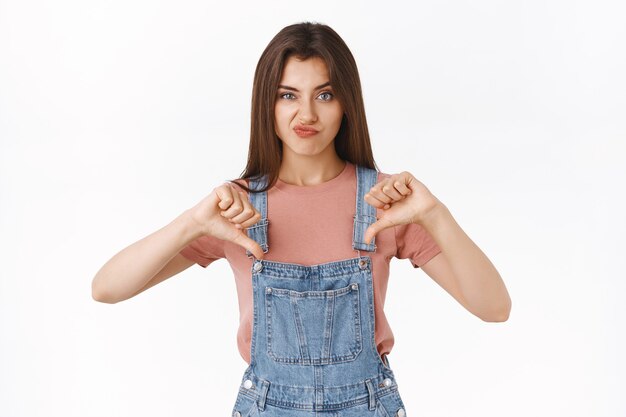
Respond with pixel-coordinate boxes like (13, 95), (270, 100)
(278, 154), (346, 187)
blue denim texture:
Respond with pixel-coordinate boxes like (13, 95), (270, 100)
(232, 165), (407, 417)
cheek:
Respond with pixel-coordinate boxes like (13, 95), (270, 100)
(273, 108), (284, 126)
(274, 105), (292, 124)
(274, 110), (293, 138)
(325, 102), (343, 117)
(322, 106), (344, 127)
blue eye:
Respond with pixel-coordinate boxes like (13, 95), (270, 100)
(278, 91), (334, 101)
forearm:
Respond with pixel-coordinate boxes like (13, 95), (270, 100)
(91, 209), (204, 303)
(419, 203), (511, 321)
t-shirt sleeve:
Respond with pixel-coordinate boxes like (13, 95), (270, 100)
(179, 234), (226, 268)
(394, 222), (442, 269)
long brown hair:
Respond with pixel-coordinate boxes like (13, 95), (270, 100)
(228, 21), (379, 194)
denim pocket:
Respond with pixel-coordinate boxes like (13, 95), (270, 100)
(265, 283), (363, 365)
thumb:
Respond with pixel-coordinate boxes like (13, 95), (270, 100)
(363, 218), (393, 245)
(232, 232), (265, 259)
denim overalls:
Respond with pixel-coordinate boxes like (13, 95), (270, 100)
(230, 165), (407, 417)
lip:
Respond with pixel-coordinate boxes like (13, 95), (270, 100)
(294, 124), (319, 132)
(294, 125), (319, 138)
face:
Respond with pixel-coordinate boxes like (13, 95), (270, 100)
(274, 55), (344, 160)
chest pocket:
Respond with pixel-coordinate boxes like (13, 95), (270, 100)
(264, 283), (363, 365)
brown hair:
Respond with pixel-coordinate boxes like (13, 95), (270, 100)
(228, 21), (379, 194)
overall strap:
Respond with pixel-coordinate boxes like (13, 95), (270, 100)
(352, 164), (378, 252)
(245, 175), (270, 259)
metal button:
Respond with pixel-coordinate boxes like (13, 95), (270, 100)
(266, 287), (272, 294)
(243, 379), (253, 389)
(358, 259), (367, 269)
(253, 261), (263, 272)
(351, 283), (358, 290)
(396, 408), (406, 417)
(234, 411), (241, 417)
(383, 378), (392, 387)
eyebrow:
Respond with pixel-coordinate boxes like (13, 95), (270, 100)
(277, 81), (332, 92)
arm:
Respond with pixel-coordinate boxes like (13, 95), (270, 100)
(91, 210), (203, 304)
(92, 182), (265, 304)
(364, 171), (511, 322)
(419, 203), (511, 322)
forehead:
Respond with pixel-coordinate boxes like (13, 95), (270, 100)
(279, 56), (330, 85)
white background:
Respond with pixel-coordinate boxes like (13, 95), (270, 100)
(1, 0), (625, 416)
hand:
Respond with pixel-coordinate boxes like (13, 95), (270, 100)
(363, 171), (441, 245)
(188, 182), (265, 259)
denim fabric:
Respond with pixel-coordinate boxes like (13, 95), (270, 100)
(232, 165), (407, 417)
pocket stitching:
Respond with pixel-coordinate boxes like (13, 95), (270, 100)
(265, 283), (363, 364)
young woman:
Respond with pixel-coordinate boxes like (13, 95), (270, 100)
(92, 22), (511, 417)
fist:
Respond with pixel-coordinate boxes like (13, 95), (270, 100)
(188, 181), (265, 259)
(363, 171), (441, 244)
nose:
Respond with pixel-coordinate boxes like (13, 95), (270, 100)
(298, 100), (318, 123)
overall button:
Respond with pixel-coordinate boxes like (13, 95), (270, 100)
(253, 261), (263, 272)
(383, 378), (393, 387)
(234, 412), (241, 417)
(396, 408), (406, 417)
(243, 379), (253, 389)
(358, 259), (368, 269)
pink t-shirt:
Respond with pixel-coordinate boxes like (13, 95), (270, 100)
(179, 161), (441, 364)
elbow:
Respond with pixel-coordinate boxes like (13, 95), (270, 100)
(482, 310), (510, 322)
(91, 277), (118, 304)
(92, 288), (113, 304)
(92, 290), (110, 304)
(481, 300), (512, 323)
(92, 291), (119, 304)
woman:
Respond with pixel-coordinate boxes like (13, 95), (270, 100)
(92, 22), (511, 417)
